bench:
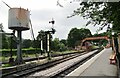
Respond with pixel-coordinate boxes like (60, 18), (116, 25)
(109, 53), (116, 64)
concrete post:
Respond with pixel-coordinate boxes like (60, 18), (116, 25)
(41, 39), (43, 54)
(15, 30), (23, 64)
(47, 34), (50, 52)
(47, 33), (51, 60)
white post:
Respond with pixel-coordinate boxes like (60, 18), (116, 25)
(41, 40), (43, 51)
(47, 34), (50, 52)
(47, 33), (51, 60)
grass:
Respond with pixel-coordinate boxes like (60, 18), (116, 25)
(1, 50), (85, 68)
(0, 54), (38, 62)
(2, 64), (12, 68)
(0, 47), (41, 61)
(0, 48), (40, 52)
(0, 49), (86, 62)
(0, 50), (81, 68)
(0, 50), (76, 61)
(51, 50), (82, 55)
(0, 56), (17, 62)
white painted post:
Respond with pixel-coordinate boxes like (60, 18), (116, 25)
(41, 40), (43, 51)
(47, 34), (50, 52)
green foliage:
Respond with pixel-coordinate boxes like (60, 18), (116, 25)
(22, 39), (32, 48)
(9, 37), (17, 49)
(1, 48), (41, 57)
(0, 24), (8, 49)
(67, 28), (92, 48)
(72, 2), (120, 32)
(58, 43), (67, 51)
(2, 63), (12, 67)
(37, 30), (48, 51)
(51, 38), (67, 51)
(2, 33), (8, 49)
(92, 32), (109, 46)
(93, 32), (108, 37)
(51, 38), (59, 51)
(0, 24), (17, 49)
(31, 40), (40, 48)
(37, 30), (45, 40)
(60, 39), (67, 46)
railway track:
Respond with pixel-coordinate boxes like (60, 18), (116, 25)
(2, 51), (87, 78)
(51, 48), (103, 78)
(27, 48), (102, 77)
(2, 51), (83, 64)
(2, 48), (103, 78)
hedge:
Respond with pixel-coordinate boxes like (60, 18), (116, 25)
(1, 48), (41, 56)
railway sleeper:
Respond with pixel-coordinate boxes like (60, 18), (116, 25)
(2, 49), (102, 77)
(51, 48), (103, 78)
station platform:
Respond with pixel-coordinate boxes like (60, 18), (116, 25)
(67, 48), (118, 77)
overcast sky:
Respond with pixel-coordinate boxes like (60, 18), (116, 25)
(0, 0), (107, 40)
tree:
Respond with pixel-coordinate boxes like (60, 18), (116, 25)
(92, 32), (108, 46)
(22, 39), (32, 48)
(37, 30), (45, 49)
(37, 30), (52, 51)
(0, 23), (9, 49)
(67, 28), (80, 48)
(51, 38), (67, 51)
(93, 32), (108, 37)
(51, 38), (60, 51)
(2, 33), (8, 49)
(60, 39), (67, 46)
(70, 2), (120, 32)
(58, 43), (66, 51)
(37, 30), (45, 40)
(31, 40), (40, 48)
(7, 36), (17, 49)
(67, 28), (92, 48)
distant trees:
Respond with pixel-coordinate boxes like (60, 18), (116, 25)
(0, 23), (9, 49)
(37, 30), (47, 51)
(22, 39), (32, 48)
(1, 23), (93, 52)
(92, 32), (109, 46)
(67, 28), (92, 48)
(36, 30), (67, 52)
(51, 38), (67, 51)
(2, 33), (8, 49)
(60, 39), (67, 46)
(51, 38), (59, 51)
